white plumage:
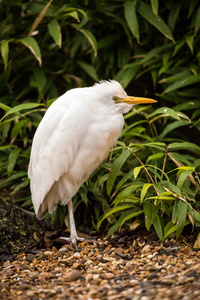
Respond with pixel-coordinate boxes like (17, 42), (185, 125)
(28, 80), (156, 246)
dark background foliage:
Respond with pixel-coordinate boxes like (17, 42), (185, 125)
(0, 0), (200, 239)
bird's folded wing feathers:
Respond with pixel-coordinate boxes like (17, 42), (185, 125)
(28, 99), (92, 215)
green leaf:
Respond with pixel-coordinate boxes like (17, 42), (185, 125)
(164, 221), (177, 239)
(11, 119), (28, 142)
(1, 103), (42, 121)
(7, 148), (21, 173)
(107, 208), (135, 236)
(188, 0), (199, 18)
(77, 60), (99, 82)
(168, 142), (200, 154)
(140, 44), (173, 65)
(194, 210), (200, 222)
(113, 183), (142, 206)
(173, 40), (185, 56)
(116, 170), (134, 190)
(136, 1), (174, 42)
(163, 75), (200, 94)
(0, 103), (11, 112)
(63, 11), (80, 22)
(97, 204), (133, 231)
(177, 170), (193, 189)
(107, 148), (131, 196)
(151, 0), (159, 16)
(72, 25), (98, 57)
(124, 1), (139, 42)
(133, 166), (143, 179)
(143, 201), (155, 230)
(0, 171), (27, 189)
(153, 213), (163, 240)
(157, 120), (190, 141)
(149, 107), (181, 120)
(1, 40), (9, 69)
(195, 6), (200, 34)
(18, 37), (42, 66)
(140, 183), (152, 202)
(33, 67), (47, 93)
(119, 210), (143, 229)
(115, 64), (140, 88)
(176, 200), (188, 239)
(60, 7), (87, 21)
(107, 209), (143, 236)
(172, 200), (178, 224)
(185, 35), (194, 54)
(48, 19), (62, 48)
(147, 152), (165, 162)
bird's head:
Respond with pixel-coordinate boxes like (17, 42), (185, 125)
(93, 80), (157, 114)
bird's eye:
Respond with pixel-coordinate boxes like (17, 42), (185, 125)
(113, 96), (118, 102)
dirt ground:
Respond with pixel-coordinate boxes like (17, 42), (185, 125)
(1, 230), (200, 300)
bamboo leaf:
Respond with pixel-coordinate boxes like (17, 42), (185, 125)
(176, 200), (188, 239)
(195, 6), (200, 34)
(140, 44), (173, 65)
(119, 210), (143, 228)
(107, 209), (143, 236)
(143, 201), (155, 230)
(11, 119), (28, 142)
(97, 204), (133, 231)
(134, 166), (143, 179)
(116, 170), (134, 190)
(147, 152), (165, 162)
(33, 67), (47, 93)
(124, 1), (140, 42)
(194, 210), (200, 222)
(168, 142), (200, 154)
(164, 221), (177, 239)
(185, 35), (194, 54)
(151, 0), (159, 16)
(63, 11), (80, 22)
(7, 148), (21, 173)
(149, 107), (181, 120)
(48, 19), (62, 48)
(77, 60), (99, 82)
(115, 64), (140, 88)
(141, 183), (152, 202)
(18, 37), (42, 66)
(1, 103), (42, 121)
(113, 184), (142, 206)
(28, 0), (53, 36)
(177, 170), (193, 189)
(153, 213), (164, 240)
(0, 103), (11, 112)
(157, 120), (190, 141)
(136, 1), (175, 42)
(107, 149), (131, 196)
(73, 25), (98, 57)
(163, 75), (200, 94)
(1, 40), (9, 69)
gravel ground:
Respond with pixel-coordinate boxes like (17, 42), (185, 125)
(1, 231), (200, 300)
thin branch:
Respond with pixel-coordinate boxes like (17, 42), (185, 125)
(161, 146), (168, 179)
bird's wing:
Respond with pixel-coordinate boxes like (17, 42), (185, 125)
(28, 96), (92, 215)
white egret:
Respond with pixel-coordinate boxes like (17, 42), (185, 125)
(28, 80), (157, 246)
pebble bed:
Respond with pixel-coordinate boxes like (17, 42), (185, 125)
(1, 233), (200, 300)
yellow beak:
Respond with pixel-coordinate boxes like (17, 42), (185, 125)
(119, 96), (157, 105)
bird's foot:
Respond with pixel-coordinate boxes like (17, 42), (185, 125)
(60, 235), (96, 249)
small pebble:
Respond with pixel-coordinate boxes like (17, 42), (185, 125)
(63, 270), (81, 282)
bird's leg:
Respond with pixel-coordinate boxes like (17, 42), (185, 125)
(60, 199), (85, 248)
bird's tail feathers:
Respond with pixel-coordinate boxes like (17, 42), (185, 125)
(36, 183), (60, 219)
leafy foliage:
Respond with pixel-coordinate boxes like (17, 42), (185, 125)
(0, 0), (200, 239)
